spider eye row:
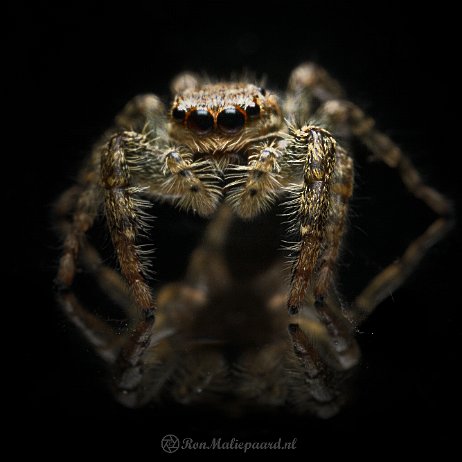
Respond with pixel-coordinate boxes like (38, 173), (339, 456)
(171, 103), (261, 135)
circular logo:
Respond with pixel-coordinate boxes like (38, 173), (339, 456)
(161, 434), (180, 453)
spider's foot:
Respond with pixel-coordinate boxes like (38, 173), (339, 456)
(144, 307), (156, 323)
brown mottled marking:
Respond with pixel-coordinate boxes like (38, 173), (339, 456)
(287, 126), (336, 314)
(101, 134), (155, 315)
(313, 147), (353, 300)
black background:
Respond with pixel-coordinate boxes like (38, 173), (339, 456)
(9, 2), (461, 455)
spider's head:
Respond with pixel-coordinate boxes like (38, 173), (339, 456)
(167, 73), (283, 154)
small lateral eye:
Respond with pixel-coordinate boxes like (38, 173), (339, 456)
(217, 107), (246, 134)
(172, 107), (186, 122)
(245, 102), (260, 117)
(258, 87), (266, 96)
(187, 108), (214, 134)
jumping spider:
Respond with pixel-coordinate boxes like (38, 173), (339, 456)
(54, 63), (452, 418)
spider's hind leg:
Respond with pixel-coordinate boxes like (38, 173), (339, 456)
(316, 99), (454, 323)
(54, 180), (122, 363)
(286, 62), (453, 323)
(285, 62), (345, 122)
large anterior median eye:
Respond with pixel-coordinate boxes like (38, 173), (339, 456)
(217, 107), (245, 134)
(187, 109), (214, 134)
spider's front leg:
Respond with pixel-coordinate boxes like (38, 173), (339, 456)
(286, 126), (335, 313)
(54, 94), (166, 364)
(100, 133), (160, 399)
(102, 132), (223, 403)
(102, 136), (155, 319)
(285, 126), (359, 369)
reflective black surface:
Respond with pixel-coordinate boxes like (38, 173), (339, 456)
(10, 2), (460, 454)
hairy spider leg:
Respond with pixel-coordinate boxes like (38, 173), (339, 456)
(315, 99), (454, 323)
(54, 172), (121, 363)
(287, 62), (454, 324)
(284, 126), (360, 372)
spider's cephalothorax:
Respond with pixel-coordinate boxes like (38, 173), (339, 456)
(168, 79), (282, 157)
(54, 63), (452, 418)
